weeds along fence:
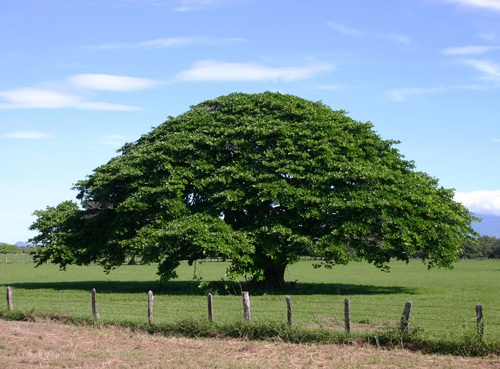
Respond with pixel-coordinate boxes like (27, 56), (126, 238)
(4, 286), (499, 344)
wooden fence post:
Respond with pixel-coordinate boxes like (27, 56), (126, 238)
(207, 293), (214, 323)
(148, 290), (154, 324)
(242, 291), (251, 321)
(476, 304), (484, 339)
(91, 288), (99, 319)
(344, 298), (351, 334)
(286, 296), (292, 326)
(400, 301), (412, 333)
(6, 286), (13, 311)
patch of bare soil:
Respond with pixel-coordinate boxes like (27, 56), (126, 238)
(0, 319), (499, 368)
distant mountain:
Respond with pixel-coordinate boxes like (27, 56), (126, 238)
(472, 214), (500, 238)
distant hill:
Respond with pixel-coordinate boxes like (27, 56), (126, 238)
(0, 241), (29, 247)
(472, 214), (500, 238)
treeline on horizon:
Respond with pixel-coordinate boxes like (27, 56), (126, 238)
(2, 236), (500, 260)
(0, 243), (34, 254)
(461, 235), (500, 259)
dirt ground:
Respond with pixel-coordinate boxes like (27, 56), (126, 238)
(1, 319), (499, 369)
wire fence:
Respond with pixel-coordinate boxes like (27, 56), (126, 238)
(0, 254), (33, 264)
(4, 286), (499, 343)
(2, 256), (499, 344)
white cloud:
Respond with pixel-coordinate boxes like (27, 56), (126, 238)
(176, 60), (333, 82)
(377, 32), (410, 45)
(1, 131), (54, 139)
(88, 36), (243, 51)
(0, 87), (141, 110)
(0, 88), (82, 109)
(389, 86), (446, 101)
(316, 84), (342, 90)
(86, 42), (130, 51)
(463, 59), (500, 80)
(0, 73), (160, 110)
(447, 0), (500, 11)
(140, 36), (244, 48)
(327, 22), (409, 45)
(76, 101), (142, 111)
(388, 81), (495, 101)
(479, 32), (497, 41)
(174, 0), (220, 12)
(69, 74), (160, 91)
(455, 190), (500, 215)
(139, 36), (207, 48)
(442, 45), (500, 55)
(327, 22), (363, 37)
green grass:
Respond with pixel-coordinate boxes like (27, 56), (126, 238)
(0, 253), (33, 264)
(1, 258), (499, 355)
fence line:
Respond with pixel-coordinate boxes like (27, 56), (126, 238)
(148, 290), (154, 324)
(91, 288), (99, 319)
(6, 287), (13, 311)
(6, 294), (497, 328)
(4, 286), (490, 340)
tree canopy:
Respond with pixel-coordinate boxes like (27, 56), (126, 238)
(30, 92), (477, 287)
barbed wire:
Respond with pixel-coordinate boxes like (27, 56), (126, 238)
(4, 286), (498, 340)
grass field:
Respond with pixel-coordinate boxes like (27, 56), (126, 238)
(1, 257), (499, 354)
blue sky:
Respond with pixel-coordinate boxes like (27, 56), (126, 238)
(1, 0), (500, 244)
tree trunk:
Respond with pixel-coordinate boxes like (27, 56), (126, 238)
(127, 255), (137, 265)
(261, 263), (287, 289)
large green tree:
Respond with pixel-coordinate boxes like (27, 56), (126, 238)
(30, 92), (477, 287)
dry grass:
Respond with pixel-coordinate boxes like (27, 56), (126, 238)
(1, 319), (499, 368)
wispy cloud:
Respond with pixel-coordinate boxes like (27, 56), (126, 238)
(87, 36), (243, 51)
(315, 84), (343, 91)
(388, 81), (494, 101)
(381, 33), (410, 44)
(0, 88), (83, 109)
(327, 22), (409, 45)
(174, 0), (220, 12)
(463, 59), (500, 83)
(447, 0), (500, 11)
(139, 36), (210, 48)
(389, 86), (446, 101)
(1, 131), (54, 139)
(176, 60), (333, 82)
(327, 22), (363, 37)
(69, 74), (160, 91)
(463, 58), (500, 81)
(455, 190), (500, 215)
(442, 45), (500, 55)
(0, 87), (141, 110)
(479, 32), (497, 41)
(0, 74), (160, 110)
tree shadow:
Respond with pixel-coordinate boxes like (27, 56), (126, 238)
(6, 280), (417, 296)
(275, 282), (416, 296)
(6, 281), (187, 295)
